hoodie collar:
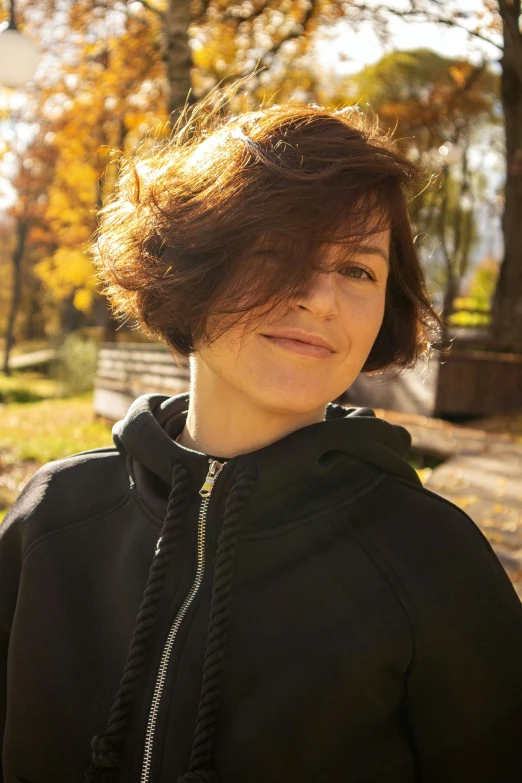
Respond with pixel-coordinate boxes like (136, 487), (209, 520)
(113, 392), (421, 529)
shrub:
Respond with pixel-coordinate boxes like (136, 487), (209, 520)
(51, 333), (99, 397)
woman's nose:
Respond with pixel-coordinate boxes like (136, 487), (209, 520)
(296, 272), (339, 318)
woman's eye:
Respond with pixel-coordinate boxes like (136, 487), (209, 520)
(340, 265), (375, 281)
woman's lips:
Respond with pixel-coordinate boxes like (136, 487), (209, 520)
(261, 334), (333, 358)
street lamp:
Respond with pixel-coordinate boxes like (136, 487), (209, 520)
(0, 0), (38, 88)
(438, 142), (463, 167)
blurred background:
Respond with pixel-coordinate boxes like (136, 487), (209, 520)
(0, 0), (521, 593)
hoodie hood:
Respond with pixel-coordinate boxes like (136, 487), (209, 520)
(113, 392), (421, 529)
(87, 391), (421, 783)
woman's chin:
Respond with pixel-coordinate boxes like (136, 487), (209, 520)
(248, 379), (333, 416)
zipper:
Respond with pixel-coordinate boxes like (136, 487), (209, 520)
(140, 458), (227, 783)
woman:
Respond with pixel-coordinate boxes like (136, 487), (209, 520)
(2, 98), (522, 783)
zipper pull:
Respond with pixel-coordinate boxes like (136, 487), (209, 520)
(199, 459), (226, 498)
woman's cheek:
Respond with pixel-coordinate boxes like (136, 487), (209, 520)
(341, 287), (386, 348)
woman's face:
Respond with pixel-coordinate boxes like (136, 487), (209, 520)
(193, 227), (390, 414)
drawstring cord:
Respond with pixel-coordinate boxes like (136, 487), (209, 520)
(85, 462), (191, 783)
(178, 464), (259, 783)
(85, 461), (259, 783)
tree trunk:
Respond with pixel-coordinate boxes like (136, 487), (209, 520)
(442, 274), (460, 322)
(3, 218), (28, 376)
(436, 166), (457, 323)
(164, 0), (194, 119)
(24, 274), (46, 341)
(102, 307), (119, 342)
(60, 293), (82, 334)
(492, 4), (522, 348)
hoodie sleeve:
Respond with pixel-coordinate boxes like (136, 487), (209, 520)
(0, 507), (22, 783)
(405, 499), (522, 782)
(0, 465), (50, 781)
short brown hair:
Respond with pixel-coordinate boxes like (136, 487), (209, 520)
(92, 94), (440, 372)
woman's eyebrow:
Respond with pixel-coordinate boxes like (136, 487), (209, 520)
(349, 244), (390, 264)
(254, 244), (390, 265)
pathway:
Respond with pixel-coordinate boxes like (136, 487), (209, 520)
(7, 349), (56, 371)
(375, 410), (522, 599)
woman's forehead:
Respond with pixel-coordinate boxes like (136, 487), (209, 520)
(251, 224), (390, 258)
(328, 226), (391, 256)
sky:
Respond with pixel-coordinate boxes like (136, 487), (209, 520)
(315, 6), (501, 76)
(312, 7), (505, 191)
(0, 2), (504, 217)
(313, 6), (505, 271)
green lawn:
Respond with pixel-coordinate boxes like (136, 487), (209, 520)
(0, 391), (113, 462)
(5, 366), (517, 523)
(0, 371), (60, 404)
(0, 379), (113, 521)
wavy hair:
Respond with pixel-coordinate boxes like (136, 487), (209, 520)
(92, 90), (440, 372)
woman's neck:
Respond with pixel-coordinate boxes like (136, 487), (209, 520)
(176, 357), (327, 458)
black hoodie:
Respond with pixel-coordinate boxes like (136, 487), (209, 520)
(1, 392), (522, 783)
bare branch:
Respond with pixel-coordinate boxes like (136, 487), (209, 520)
(264, 0), (317, 61)
(436, 16), (503, 53)
(192, 0), (272, 25)
(130, 0), (164, 17)
(191, 0), (212, 19)
(352, 1), (503, 54)
(112, 0), (164, 19)
(222, 0), (273, 23)
(214, 0), (319, 91)
(437, 170), (453, 275)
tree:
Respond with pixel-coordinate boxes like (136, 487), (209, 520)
(348, 0), (519, 345)
(16, 0), (328, 339)
(3, 216), (29, 376)
(11, 0), (509, 348)
(118, 0), (522, 345)
(19, 2), (170, 340)
(494, 0), (522, 346)
(0, 93), (58, 374)
(346, 48), (500, 319)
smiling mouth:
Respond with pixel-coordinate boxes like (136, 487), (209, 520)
(261, 334), (333, 358)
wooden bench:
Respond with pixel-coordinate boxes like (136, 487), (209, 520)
(93, 343), (190, 422)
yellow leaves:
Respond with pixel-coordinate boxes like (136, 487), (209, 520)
(449, 63), (473, 89)
(500, 520), (519, 532)
(34, 246), (97, 313)
(416, 468), (432, 485)
(76, 91), (95, 109)
(45, 154), (99, 248)
(484, 530), (504, 545)
(124, 112), (153, 132)
(192, 22), (238, 73)
(452, 494), (479, 510)
(73, 288), (94, 313)
(16, 1), (170, 324)
(54, 248), (93, 287)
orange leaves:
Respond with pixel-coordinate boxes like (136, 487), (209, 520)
(351, 49), (499, 155)
(20, 1), (170, 318)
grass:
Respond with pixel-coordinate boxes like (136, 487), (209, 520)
(0, 371), (61, 404)
(0, 375), (113, 521)
(0, 338), (54, 357)
(0, 391), (113, 463)
(1, 365), (518, 520)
